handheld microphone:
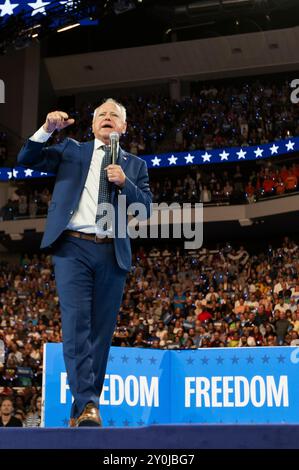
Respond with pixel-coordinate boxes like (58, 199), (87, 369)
(109, 131), (119, 164)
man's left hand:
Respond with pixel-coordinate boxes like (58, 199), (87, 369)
(105, 164), (126, 188)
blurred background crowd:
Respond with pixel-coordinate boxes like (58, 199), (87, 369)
(1, 236), (299, 424)
(1, 77), (298, 165)
(1, 155), (298, 220)
(1, 76), (298, 221)
(52, 78), (298, 155)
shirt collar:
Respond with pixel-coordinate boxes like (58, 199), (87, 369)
(94, 138), (106, 150)
(94, 137), (120, 151)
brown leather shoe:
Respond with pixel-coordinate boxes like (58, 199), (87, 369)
(69, 418), (76, 427)
(76, 403), (102, 427)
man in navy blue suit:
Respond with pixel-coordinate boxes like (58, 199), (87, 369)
(17, 99), (152, 426)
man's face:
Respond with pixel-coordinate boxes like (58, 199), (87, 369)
(1, 400), (13, 416)
(92, 101), (127, 143)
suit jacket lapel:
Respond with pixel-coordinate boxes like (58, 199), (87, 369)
(117, 147), (129, 172)
(80, 141), (129, 204)
(80, 140), (94, 186)
(81, 141), (128, 172)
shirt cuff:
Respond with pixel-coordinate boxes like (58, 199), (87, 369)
(30, 126), (53, 143)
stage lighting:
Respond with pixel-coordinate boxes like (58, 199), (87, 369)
(57, 22), (80, 33)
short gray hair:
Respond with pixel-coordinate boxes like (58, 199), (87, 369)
(93, 98), (127, 122)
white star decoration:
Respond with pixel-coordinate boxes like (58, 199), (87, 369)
(40, 172), (48, 176)
(201, 151), (212, 162)
(270, 144), (279, 155)
(237, 149), (247, 159)
(254, 147), (263, 158)
(219, 150), (229, 161)
(285, 140), (295, 151)
(185, 153), (194, 163)
(7, 169), (18, 179)
(28, 0), (50, 16)
(151, 156), (161, 167)
(168, 155), (177, 165)
(24, 168), (34, 177)
(0, 0), (18, 16)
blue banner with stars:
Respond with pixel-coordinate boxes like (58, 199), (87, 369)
(171, 347), (299, 424)
(144, 136), (298, 169)
(0, 0), (55, 19)
(0, 166), (52, 181)
(43, 344), (299, 427)
(0, 1), (96, 26)
(1, 136), (298, 181)
(43, 343), (171, 427)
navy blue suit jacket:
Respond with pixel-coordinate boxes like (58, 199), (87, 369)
(17, 138), (152, 271)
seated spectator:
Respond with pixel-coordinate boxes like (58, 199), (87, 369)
(0, 398), (22, 427)
(262, 176), (275, 196)
(227, 330), (240, 347)
(24, 395), (42, 427)
(275, 177), (285, 195)
(14, 408), (26, 425)
(284, 170), (297, 192)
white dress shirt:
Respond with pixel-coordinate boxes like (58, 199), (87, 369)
(30, 127), (115, 235)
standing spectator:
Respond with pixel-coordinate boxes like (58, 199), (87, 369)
(29, 196), (38, 218)
(245, 181), (256, 203)
(275, 311), (292, 346)
(172, 287), (186, 312)
(223, 181), (234, 201)
(200, 185), (211, 203)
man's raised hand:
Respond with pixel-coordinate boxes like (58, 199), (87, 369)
(43, 111), (75, 133)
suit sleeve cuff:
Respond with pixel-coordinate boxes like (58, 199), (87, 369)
(30, 126), (53, 143)
(118, 176), (135, 199)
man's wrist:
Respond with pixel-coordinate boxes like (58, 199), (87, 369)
(42, 124), (52, 133)
(30, 126), (53, 143)
(119, 177), (126, 189)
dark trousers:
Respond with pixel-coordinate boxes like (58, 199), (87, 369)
(52, 235), (127, 418)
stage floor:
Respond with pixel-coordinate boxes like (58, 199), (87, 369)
(0, 424), (299, 449)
